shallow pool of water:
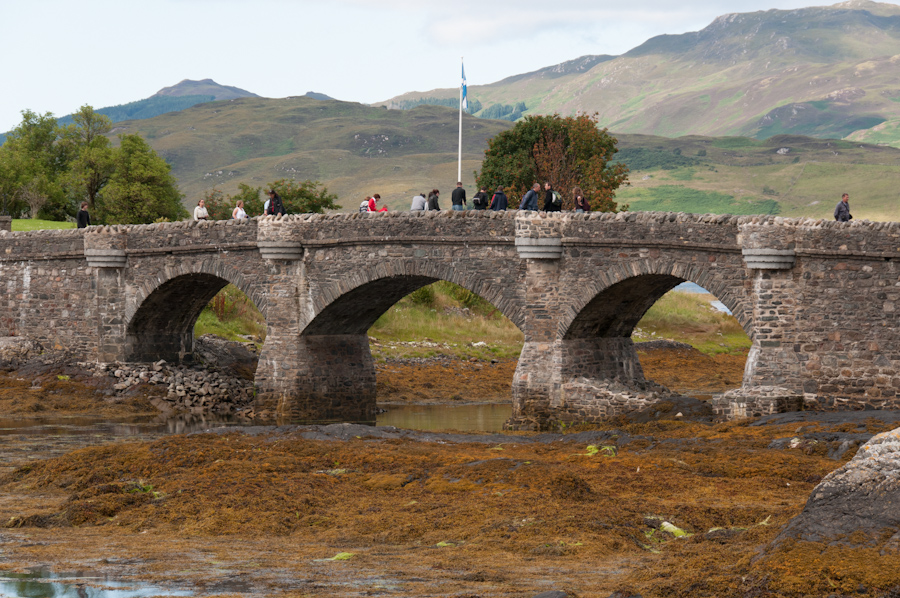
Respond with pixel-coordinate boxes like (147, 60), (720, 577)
(377, 403), (511, 431)
(0, 567), (192, 597)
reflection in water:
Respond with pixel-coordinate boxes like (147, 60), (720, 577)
(377, 403), (511, 432)
(0, 567), (192, 597)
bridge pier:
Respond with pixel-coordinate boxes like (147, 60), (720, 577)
(254, 333), (376, 422)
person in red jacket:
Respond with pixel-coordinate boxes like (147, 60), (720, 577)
(368, 194), (388, 212)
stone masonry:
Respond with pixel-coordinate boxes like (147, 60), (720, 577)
(1, 210), (899, 429)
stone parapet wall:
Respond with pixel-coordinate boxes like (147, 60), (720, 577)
(0, 228), (85, 261)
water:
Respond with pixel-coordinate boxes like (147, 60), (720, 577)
(0, 568), (192, 598)
(377, 403), (511, 431)
(673, 282), (733, 314)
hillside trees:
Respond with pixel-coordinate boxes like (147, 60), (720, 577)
(60, 105), (115, 210)
(95, 134), (188, 224)
(0, 110), (69, 219)
(0, 107), (187, 223)
(476, 113), (629, 211)
(202, 179), (340, 219)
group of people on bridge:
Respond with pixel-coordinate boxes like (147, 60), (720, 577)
(407, 181), (592, 213)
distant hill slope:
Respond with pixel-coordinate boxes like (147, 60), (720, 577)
(380, 1), (900, 146)
(106, 97), (512, 212)
(57, 79), (258, 127)
(153, 78), (259, 101)
(108, 95), (900, 221)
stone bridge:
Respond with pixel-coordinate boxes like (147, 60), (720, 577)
(1, 210), (899, 429)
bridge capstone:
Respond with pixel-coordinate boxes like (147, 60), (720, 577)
(2, 210), (900, 429)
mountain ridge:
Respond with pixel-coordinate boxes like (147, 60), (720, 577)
(379, 1), (900, 144)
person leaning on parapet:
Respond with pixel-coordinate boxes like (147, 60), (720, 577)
(542, 181), (561, 212)
(193, 198), (209, 221)
(574, 186), (590, 213)
(76, 202), (91, 228)
(368, 193), (388, 212)
(427, 189), (441, 211)
(489, 185), (508, 211)
(471, 186), (489, 210)
(834, 193), (852, 222)
(451, 181), (467, 211)
(266, 190), (286, 216)
(518, 183), (540, 211)
(232, 200), (248, 220)
(410, 192), (427, 211)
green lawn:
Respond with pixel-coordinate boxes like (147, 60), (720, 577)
(11, 219), (76, 231)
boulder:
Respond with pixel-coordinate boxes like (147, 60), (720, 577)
(772, 426), (900, 551)
(0, 337), (41, 367)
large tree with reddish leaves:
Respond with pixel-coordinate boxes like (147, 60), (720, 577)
(476, 113), (629, 212)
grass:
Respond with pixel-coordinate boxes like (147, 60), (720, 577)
(194, 282), (750, 360)
(368, 281), (524, 360)
(194, 285), (266, 346)
(11, 219), (75, 231)
(634, 291), (751, 355)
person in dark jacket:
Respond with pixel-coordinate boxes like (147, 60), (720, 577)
(542, 182), (561, 212)
(834, 193), (851, 222)
(76, 202), (91, 228)
(450, 182), (467, 211)
(489, 186), (508, 211)
(471, 187), (489, 210)
(519, 183), (540, 211)
(427, 189), (440, 211)
(266, 190), (286, 216)
(574, 187), (590, 213)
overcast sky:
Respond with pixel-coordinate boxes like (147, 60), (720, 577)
(1, 0), (851, 132)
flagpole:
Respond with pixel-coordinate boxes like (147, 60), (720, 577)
(458, 57), (464, 184)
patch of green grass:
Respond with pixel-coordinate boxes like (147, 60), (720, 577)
(11, 219), (75, 231)
(194, 285), (266, 346)
(369, 282), (524, 360)
(635, 291), (750, 355)
(620, 185), (780, 215)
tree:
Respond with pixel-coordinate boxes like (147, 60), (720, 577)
(202, 184), (265, 220)
(476, 113), (629, 212)
(97, 134), (188, 224)
(268, 178), (340, 214)
(60, 105), (114, 210)
(0, 110), (69, 218)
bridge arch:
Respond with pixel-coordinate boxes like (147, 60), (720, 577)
(124, 258), (268, 363)
(301, 258), (525, 335)
(561, 260), (751, 341)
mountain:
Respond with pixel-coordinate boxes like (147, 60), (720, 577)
(56, 79), (258, 128)
(106, 95), (900, 222)
(105, 97), (512, 212)
(152, 78), (259, 101)
(380, 1), (900, 145)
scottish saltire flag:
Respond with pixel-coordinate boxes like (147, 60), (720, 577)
(461, 62), (468, 111)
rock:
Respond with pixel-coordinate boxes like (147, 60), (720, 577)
(532, 592), (570, 598)
(0, 337), (42, 366)
(771, 426), (900, 550)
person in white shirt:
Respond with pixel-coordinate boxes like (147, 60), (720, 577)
(410, 193), (427, 211)
(232, 200), (247, 220)
(193, 199), (209, 221)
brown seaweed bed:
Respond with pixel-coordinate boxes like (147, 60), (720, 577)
(0, 348), (899, 597)
(1, 416), (899, 597)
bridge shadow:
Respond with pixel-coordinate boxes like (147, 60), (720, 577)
(566, 274), (750, 402)
(126, 274), (265, 369)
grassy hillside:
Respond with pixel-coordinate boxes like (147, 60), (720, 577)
(108, 97), (512, 212)
(106, 93), (900, 221)
(613, 133), (900, 221)
(380, 1), (900, 146)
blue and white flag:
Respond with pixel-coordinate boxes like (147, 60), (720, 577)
(461, 62), (468, 112)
